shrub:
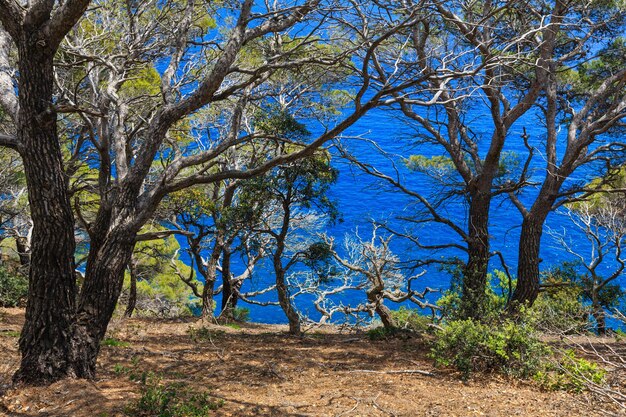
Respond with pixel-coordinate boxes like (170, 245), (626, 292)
(231, 307), (250, 323)
(535, 349), (606, 393)
(431, 318), (549, 379)
(126, 374), (224, 417)
(367, 326), (398, 341)
(0, 266), (27, 307)
(390, 307), (432, 333)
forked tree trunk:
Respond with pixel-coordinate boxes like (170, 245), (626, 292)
(13, 42), (78, 385)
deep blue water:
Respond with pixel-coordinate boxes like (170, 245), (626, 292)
(212, 105), (625, 325)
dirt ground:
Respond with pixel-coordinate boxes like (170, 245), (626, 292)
(0, 308), (620, 417)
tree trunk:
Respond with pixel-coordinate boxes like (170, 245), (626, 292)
(69, 230), (135, 378)
(591, 291), (606, 336)
(459, 191), (492, 320)
(219, 246), (238, 321)
(366, 286), (395, 329)
(510, 217), (544, 308)
(13, 41), (78, 385)
(275, 261), (300, 334)
(510, 196), (554, 309)
(124, 261), (137, 318)
(15, 235), (31, 270)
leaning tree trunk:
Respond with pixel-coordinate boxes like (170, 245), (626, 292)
(13, 42), (78, 385)
(366, 284), (395, 329)
(69, 229), (136, 378)
(459, 191), (492, 320)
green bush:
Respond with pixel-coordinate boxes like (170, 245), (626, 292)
(125, 374), (224, 417)
(528, 264), (590, 334)
(390, 307), (432, 333)
(431, 318), (549, 379)
(367, 326), (399, 341)
(231, 307), (250, 323)
(0, 266), (28, 307)
(535, 349), (606, 393)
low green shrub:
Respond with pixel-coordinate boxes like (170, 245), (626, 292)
(367, 326), (398, 341)
(390, 307), (432, 333)
(0, 267), (27, 307)
(125, 374), (224, 417)
(431, 318), (549, 379)
(231, 307), (250, 323)
(101, 337), (130, 348)
(535, 349), (606, 393)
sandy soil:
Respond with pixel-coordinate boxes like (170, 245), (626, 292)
(0, 308), (619, 416)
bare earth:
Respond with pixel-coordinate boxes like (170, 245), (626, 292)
(0, 308), (617, 417)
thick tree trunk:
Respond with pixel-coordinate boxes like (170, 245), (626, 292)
(510, 217), (544, 308)
(510, 196), (554, 309)
(459, 191), (492, 320)
(13, 42), (78, 385)
(69, 230), (135, 378)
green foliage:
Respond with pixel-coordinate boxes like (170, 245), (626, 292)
(431, 318), (548, 379)
(1, 330), (20, 338)
(535, 350), (606, 393)
(530, 264), (590, 334)
(390, 307), (432, 333)
(367, 326), (399, 341)
(231, 307), (250, 323)
(101, 337), (130, 348)
(125, 373), (224, 417)
(122, 230), (202, 317)
(0, 266), (28, 308)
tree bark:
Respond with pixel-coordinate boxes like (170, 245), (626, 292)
(70, 230), (135, 378)
(13, 40), (78, 385)
(124, 260), (138, 318)
(459, 190), (492, 320)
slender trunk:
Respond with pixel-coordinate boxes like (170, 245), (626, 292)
(591, 290), (606, 336)
(124, 261), (137, 318)
(15, 235), (30, 269)
(275, 256), (300, 334)
(460, 191), (491, 320)
(14, 41), (78, 385)
(69, 230), (135, 378)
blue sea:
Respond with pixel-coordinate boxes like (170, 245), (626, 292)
(209, 104), (625, 325)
